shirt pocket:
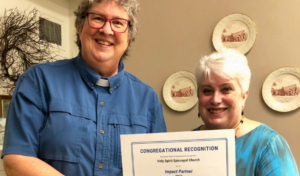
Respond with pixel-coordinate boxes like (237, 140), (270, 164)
(108, 114), (148, 168)
(39, 100), (96, 163)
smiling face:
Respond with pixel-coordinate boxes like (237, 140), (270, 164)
(198, 72), (248, 130)
(79, 1), (129, 77)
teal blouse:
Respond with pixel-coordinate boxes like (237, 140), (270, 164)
(193, 124), (299, 175)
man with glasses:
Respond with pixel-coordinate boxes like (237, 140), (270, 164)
(2, 0), (167, 176)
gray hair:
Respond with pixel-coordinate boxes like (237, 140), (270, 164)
(195, 49), (251, 95)
(74, 0), (140, 60)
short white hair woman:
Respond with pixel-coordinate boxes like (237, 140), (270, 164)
(193, 49), (299, 175)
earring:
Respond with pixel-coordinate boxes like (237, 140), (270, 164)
(241, 104), (244, 116)
(198, 113), (200, 118)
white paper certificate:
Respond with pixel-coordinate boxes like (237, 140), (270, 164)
(121, 130), (235, 176)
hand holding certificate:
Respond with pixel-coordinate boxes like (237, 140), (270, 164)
(121, 130), (235, 176)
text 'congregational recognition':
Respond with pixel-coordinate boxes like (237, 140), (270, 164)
(140, 146), (218, 153)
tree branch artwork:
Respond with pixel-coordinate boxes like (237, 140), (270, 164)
(0, 8), (61, 94)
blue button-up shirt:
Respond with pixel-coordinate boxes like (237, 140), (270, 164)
(2, 53), (167, 175)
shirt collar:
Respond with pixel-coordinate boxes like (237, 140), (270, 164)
(75, 52), (124, 90)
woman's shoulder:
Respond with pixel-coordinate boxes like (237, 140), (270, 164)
(236, 123), (299, 175)
(191, 125), (203, 131)
(239, 120), (280, 141)
(239, 117), (280, 137)
(192, 125), (202, 131)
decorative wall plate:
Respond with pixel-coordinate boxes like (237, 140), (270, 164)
(212, 13), (257, 54)
(163, 71), (198, 111)
(262, 67), (300, 112)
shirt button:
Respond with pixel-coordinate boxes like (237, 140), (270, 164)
(100, 130), (104, 134)
(90, 83), (94, 87)
(110, 88), (113, 91)
(100, 102), (104, 107)
(98, 163), (103, 169)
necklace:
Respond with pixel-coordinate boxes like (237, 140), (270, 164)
(235, 116), (244, 138)
(200, 116), (245, 138)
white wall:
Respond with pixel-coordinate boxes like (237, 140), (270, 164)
(0, 0), (71, 95)
(69, 0), (80, 58)
(0, 0), (71, 59)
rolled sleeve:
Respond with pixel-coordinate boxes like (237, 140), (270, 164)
(2, 74), (46, 158)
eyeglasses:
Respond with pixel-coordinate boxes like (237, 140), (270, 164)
(86, 12), (130, 33)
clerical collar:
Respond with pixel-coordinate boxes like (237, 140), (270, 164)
(96, 78), (110, 87)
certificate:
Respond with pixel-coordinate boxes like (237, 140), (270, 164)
(121, 130), (235, 176)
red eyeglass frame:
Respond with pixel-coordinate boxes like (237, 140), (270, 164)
(86, 12), (130, 33)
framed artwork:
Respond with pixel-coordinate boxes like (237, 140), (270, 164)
(163, 71), (198, 111)
(0, 95), (12, 118)
(39, 17), (62, 46)
(262, 67), (300, 112)
(212, 13), (257, 54)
